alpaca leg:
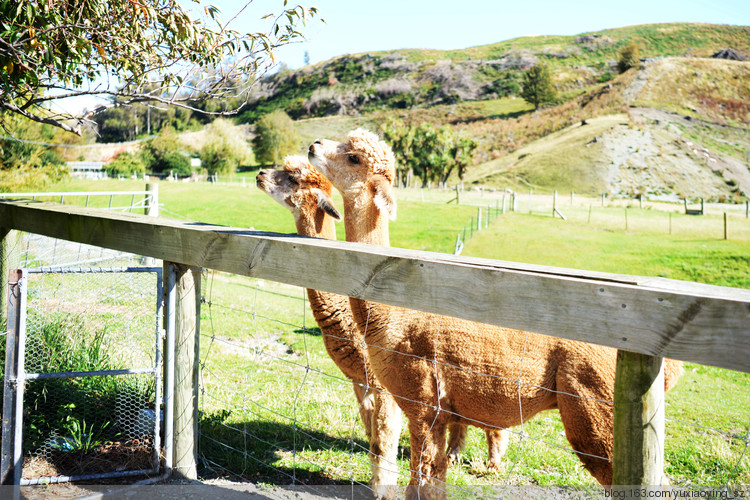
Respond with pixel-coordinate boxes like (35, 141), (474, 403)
(353, 381), (374, 442)
(405, 419), (449, 500)
(486, 428), (510, 470)
(446, 423), (467, 463)
(369, 391), (402, 500)
(556, 387), (614, 485)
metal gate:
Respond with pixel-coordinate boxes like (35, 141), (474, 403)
(1, 266), (168, 485)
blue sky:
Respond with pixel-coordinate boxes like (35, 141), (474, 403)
(198, 0), (750, 68)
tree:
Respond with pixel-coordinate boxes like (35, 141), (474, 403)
(617, 42), (641, 73)
(252, 110), (300, 165)
(520, 64), (556, 110)
(380, 118), (415, 187)
(200, 118), (253, 175)
(0, 1), (319, 135)
(382, 120), (476, 188)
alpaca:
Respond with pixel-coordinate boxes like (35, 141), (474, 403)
(256, 158), (507, 496)
(256, 156), (402, 497)
(256, 156), (508, 496)
(309, 129), (683, 499)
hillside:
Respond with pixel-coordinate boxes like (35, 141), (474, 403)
(78, 23), (749, 203)
(237, 23), (749, 122)
(459, 57), (749, 201)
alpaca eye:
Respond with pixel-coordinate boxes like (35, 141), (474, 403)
(348, 154), (360, 165)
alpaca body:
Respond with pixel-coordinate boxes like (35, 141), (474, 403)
(309, 130), (682, 499)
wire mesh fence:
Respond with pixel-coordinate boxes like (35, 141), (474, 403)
(197, 269), (750, 498)
(1, 230), (165, 486)
(6, 266), (164, 485)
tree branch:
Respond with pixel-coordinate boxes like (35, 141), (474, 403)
(0, 101), (82, 135)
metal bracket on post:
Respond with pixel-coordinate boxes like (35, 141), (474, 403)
(1, 269), (27, 487)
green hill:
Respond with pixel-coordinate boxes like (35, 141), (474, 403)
(238, 23), (749, 122)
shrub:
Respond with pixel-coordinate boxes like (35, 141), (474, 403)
(252, 110), (301, 165)
(103, 152), (146, 178)
(200, 118), (253, 175)
(142, 126), (191, 175)
(618, 42), (641, 73)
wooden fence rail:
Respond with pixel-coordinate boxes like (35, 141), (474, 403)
(1, 199), (749, 489)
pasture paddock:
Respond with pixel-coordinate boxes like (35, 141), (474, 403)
(1, 198), (749, 498)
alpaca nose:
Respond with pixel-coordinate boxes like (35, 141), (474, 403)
(309, 140), (321, 153)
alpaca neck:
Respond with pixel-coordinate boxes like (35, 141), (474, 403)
(343, 195), (390, 246)
(294, 210), (336, 240)
(293, 211), (357, 342)
(341, 194), (393, 328)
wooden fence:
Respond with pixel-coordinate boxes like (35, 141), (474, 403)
(1, 198), (749, 489)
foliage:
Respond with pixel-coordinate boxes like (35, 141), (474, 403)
(200, 118), (253, 175)
(94, 95), (195, 143)
(0, 114), (67, 192)
(382, 119), (477, 187)
(252, 110), (301, 165)
(142, 127), (191, 176)
(22, 311), (155, 454)
(103, 152), (147, 178)
(617, 41), (641, 73)
(0, 0), (319, 134)
(520, 63), (557, 110)
(59, 417), (118, 454)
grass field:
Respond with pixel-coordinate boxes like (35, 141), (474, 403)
(28, 177), (750, 492)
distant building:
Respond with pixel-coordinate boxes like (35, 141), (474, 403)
(67, 161), (107, 179)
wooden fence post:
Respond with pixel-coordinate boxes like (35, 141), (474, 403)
(613, 350), (665, 490)
(167, 262), (201, 480)
(145, 183), (159, 217)
(0, 228), (20, 328)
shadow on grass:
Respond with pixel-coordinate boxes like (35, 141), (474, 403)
(199, 413), (374, 486)
(294, 326), (322, 337)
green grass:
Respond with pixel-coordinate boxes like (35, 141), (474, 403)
(463, 209), (750, 288)
(29, 177), (750, 490)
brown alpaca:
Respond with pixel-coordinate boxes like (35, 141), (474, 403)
(256, 158), (507, 496)
(256, 157), (402, 497)
(309, 129), (683, 499)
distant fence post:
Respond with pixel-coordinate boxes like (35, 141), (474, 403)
(724, 213), (728, 240)
(613, 351), (665, 489)
(145, 183), (159, 217)
(552, 190), (557, 218)
(166, 262), (202, 480)
(477, 207), (482, 231)
(0, 228), (20, 328)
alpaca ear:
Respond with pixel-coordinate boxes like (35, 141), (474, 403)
(370, 176), (397, 220)
(312, 188), (342, 221)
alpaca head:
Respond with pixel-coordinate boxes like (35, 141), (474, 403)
(308, 128), (397, 220)
(256, 155), (341, 237)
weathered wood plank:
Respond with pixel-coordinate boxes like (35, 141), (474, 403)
(2, 200), (749, 373)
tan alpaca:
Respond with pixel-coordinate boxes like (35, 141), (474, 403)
(309, 129), (683, 499)
(256, 157), (402, 497)
(256, 158), (506, 495)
